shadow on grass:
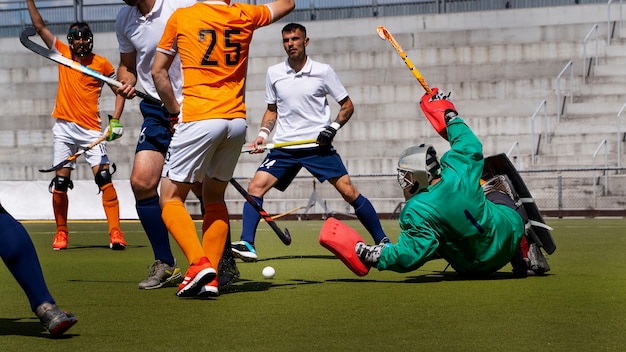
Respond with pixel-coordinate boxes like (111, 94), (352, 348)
(256, 254), (337, 262)
(59, 244), (146, 250)
(331, 270), (550, 284)
(0, 318), (77, 339)
(222, 278), (324, 294)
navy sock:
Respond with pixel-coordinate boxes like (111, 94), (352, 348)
(351, 194), (387, 243)
(0, 211), (54, 311)
(136, 195), (175, 265)
(240, 195), (263, 244)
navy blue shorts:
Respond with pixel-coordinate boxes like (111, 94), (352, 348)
(258, 146), (348, 191)
(136, 100), (174, 154)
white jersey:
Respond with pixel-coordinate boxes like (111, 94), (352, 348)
(265, 57), (349, 145)
(115, 0), (197, 102)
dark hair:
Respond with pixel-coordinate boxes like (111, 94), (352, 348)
(68, 22), (91, 33)
(282, 23), (306, 37)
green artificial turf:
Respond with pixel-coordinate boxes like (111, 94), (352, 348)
(1, 219), (625, 351)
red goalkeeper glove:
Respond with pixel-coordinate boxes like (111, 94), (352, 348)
(419, 87), (458, 140)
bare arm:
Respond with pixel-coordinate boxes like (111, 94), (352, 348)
(250, 104), (278, 153)
(334, 96), (354, 127)
(117, 51), (139, 99)
(266, 0), (295, 23)
(25, 0), (55, 49)
(152, 51), (179, 114)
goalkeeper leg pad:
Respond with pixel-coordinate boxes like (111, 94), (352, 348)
(319, 217), (371, 276)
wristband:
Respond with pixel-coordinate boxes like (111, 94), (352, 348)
(258, 131), (269, 140)
(330, 122), (341, 130)
(260, 127), (271, 134)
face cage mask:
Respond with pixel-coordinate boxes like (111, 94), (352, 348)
(68, 28), (93, 57)
(397, 168), (415, 191)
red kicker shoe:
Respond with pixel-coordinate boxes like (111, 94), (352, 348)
(177, 257), (216, 298)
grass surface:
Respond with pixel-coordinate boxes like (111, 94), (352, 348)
(1, 218), (625, 351)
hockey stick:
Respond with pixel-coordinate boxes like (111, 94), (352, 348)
(229, 178), (292, 246)
(19, 26), (163, 106)
(241, 139), (317, 153)
(39, 131), (110, 172)
(376, 26), (432, 94)
(260, 206), (305, 222)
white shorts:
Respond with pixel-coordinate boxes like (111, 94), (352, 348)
(52, 120), (109, 169)
(163, 118), (247, 183)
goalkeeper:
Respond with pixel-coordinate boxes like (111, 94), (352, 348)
(325, 88), (549, 278)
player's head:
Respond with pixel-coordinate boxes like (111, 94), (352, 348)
(281, 23), (308, 59)
(67, 22), (93, 58)
(397, 144), (441, 200)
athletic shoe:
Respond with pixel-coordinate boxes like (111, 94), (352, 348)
(197, 277), (220, 298)
(231, 241), (258, 262)
(218, 249), (241, 289)
(35, 302), (78, 337)
(52, 230), (68, 250)
(138, 260), (183, 290)
(109, 229), (126, 250)
(379, 237), (391, 246)
(177, 257), (216, 298)
(528, 243), (550, 275)
(355, 242), (384, 264)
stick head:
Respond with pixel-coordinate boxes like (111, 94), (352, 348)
(376, 25), (389, 40)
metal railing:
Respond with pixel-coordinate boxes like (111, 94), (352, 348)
(530, 99), (548, 165)
(555, 61), (574, 123)
(582, 24), (599, 83)
(592, 139), (608, 201)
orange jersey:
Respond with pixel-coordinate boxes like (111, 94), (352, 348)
(52, 40), (114, 131)
(157, 2), (273, 122)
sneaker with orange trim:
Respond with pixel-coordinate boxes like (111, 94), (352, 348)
(109, 229), (126, 250)
(52, 230), (68, 250)
(177, 257), (216, 298)
(196, 277), (219, 298)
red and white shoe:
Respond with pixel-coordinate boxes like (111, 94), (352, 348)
(109, 229), (126, 250)
(52, 230), (68, 250)
(177, 257), (216, 298)
(196, 277), (220, 298)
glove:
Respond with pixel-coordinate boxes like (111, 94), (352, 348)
(317, 122), (340, 145)
(419, 87), (458, 140)
(168, 111), (180, 134)
(106, 116), (124, 141)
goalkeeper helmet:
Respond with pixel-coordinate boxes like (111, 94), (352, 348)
(67, 22), (93, 58)
(397, 144), (441, 200)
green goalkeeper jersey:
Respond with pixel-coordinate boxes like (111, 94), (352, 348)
(378, 117), (525, 275)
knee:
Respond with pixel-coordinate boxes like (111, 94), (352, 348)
(95, 169), (112, 188)
(49, 176), (73, 193)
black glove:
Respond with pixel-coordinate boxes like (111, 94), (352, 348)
(317, 123), (339, 145)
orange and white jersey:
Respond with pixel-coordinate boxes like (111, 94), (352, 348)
(51, 39), (114, 131)
(157, 2), (273, 122)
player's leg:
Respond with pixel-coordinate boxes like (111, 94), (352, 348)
(232, 170), (278, 262)
(50, 131), (74, 250)
(91, 163), (125, 250)
(306, 149), (388, 244)
(133, 101), (181, 289)
(49, 168), (72, 250)
(0, 205), (77, 336)
(194, 118), (245, 297)
(198, 178), (230, 297)
(330, 174), (389, 244)
(161, 119), (232, 297)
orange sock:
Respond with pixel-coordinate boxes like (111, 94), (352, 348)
(201, 203), (229, 268)
(52, 190), (69, 233)
(100, 183), (121, 233)
(162, 200), (206, 265)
